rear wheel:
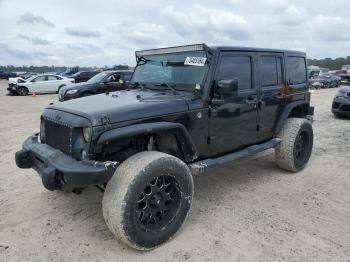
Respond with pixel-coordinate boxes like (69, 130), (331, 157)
(102, 151), (193, 250)
(17, 86), (29, 96)
(275, 118), (313, 172)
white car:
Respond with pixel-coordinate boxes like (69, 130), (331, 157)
(8, 74), (75, 96)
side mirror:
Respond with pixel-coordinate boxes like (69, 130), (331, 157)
(217, 79), (238, 96)
(118, 79), (124, 84)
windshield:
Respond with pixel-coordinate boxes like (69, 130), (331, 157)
(131, 51), (209, 91)
(72, 72), (81, 77)
(87, 72), (108, 83)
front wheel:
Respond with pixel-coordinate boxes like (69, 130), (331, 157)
(102, 151), (193, 250)
(275, 118), (313, 172)
(17, 86), (29, 96)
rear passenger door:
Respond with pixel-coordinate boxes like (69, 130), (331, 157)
(46, 75), (60, 92)
(257, 53), (284, 141)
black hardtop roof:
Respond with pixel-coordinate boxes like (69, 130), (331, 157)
(136, 43), (306, 57)
(210, 46), (306, 56)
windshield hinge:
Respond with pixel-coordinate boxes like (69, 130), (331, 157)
(101, 115), (112, 130)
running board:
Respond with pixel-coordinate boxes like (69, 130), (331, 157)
(189, 138), (282, 175)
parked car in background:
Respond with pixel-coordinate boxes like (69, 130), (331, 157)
(7, 74), (74, 96)
(58, 70), (133, 101)
(339, 74), (350, 85)
(308, 68), (329, 79)
(70, 71), (99, 83)
(0, 71), (17, 80)
(60, 66), (79, 77)
(8, 73), (38, 88)
(332, 86), (350, 117)
(310, 74), (340, 89)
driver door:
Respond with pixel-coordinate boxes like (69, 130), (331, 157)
(30, 75), (47, 92)
(208, 53), (260, 155)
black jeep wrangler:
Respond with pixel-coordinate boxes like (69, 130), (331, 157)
(15, 44), (314, 250)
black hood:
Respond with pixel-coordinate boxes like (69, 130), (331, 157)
(62, 82), (96, 92)
(47, 89), (191, 126)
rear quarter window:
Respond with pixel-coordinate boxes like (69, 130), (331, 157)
(287, 56), (307, 85)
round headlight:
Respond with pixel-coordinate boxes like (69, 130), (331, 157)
(40, 120), (46, 143)
(82, 127), (92, 142)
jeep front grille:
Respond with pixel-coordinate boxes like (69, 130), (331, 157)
(44, 118), (72, 155)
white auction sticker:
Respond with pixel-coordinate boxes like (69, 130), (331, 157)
(184, 57), (207, 66)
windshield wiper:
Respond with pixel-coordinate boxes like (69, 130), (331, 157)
(154, 83), (178, 94)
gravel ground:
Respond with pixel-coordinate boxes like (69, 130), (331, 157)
(0, 80), (349, 262)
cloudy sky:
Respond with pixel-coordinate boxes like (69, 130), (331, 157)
(0, 0), (349, 67)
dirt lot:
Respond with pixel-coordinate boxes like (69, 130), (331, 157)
(0, 80), (349, 262)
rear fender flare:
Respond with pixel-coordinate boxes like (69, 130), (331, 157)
(274, 101), (312, 135)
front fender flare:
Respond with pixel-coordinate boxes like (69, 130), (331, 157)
(96, 122), (198, 162)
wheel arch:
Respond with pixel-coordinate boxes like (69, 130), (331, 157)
(96, 122), (198, 162)
(274, 101), (313, 135)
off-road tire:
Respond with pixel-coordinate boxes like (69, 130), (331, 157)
(275, 118), (313, 172)
(17, 86), (29, 96)
(102, 151), (193, 250)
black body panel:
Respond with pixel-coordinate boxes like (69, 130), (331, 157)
(15, 44), (313, 190)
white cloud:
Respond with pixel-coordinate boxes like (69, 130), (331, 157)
(0, 0), (350, 66)
(18, 12), (54, 27)
(311, 15), (350, 42)
(280, 5), (307, 26)
(65, 27), (101, 38)
(161, 5), (251, 42)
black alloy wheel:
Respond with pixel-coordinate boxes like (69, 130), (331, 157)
(136, 175), (181, 232)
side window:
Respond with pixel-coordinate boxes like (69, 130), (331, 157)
(47, 76), (58, 81)
(260, 56), (283, 87)
(32, 76), (46, 82)
(217, 56), (252, 90)
(287, 56), (307, 85)
(107, 74), (120, 82)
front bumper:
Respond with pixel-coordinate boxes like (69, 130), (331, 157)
(7, 84), (17, 93)
(15, 133), (118, 191)
(332, 96), (350, 115)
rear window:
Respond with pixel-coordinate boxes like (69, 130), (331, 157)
(287, 56), (307, 85)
